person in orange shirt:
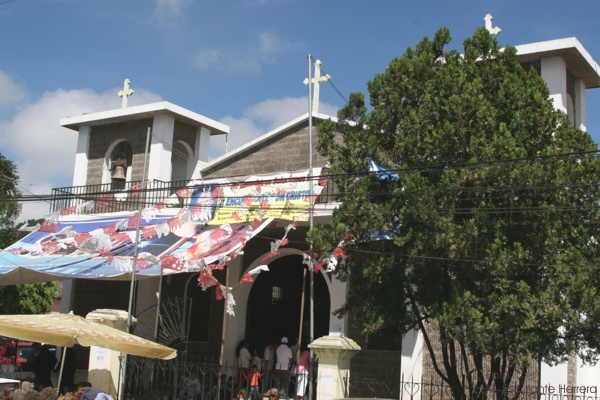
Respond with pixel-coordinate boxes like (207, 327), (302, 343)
(248, 365), (263, 399)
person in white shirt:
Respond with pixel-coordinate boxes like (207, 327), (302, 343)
(263, 343), (275, 371)
(185, 372), (201, 400)
(274, 337), (293, 395)
(275, 337), (292, 371)
(262, 343), (275, 390)
(238, 340), (252, 387)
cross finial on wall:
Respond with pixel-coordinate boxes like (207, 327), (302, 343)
(118, 79), (134, 108)
(484, 13), (501, 36)
(303, 59), (331, 113)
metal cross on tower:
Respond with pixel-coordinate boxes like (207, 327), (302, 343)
(303, 59), (331, 113)
(118, 78), (134, 108)
(484, 13), (502, 35)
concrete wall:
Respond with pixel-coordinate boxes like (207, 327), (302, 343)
(203, 118), (329, 179)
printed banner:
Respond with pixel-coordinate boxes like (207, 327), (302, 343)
(0, 211), (270, 284)
(187, 168), (323, 225)
(0, 168), (323, 285)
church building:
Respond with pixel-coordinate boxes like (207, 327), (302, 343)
(1, 15), (599, 399)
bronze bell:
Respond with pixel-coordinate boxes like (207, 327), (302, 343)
(112, 165), (126, 181)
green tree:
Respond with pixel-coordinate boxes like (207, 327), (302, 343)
(0, 283), (58, 314)
(0, 152), (22, 249)
(0, 153), (57, 314)
(312, 27), (600, 399)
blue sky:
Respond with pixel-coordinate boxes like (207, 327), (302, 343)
(1, 0), (599, 221)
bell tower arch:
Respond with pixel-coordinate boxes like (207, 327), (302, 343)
(170, 140), (194, 184)
(103, 140), (133, 188)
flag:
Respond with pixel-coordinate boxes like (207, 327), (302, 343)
(369, 160), (398, 179)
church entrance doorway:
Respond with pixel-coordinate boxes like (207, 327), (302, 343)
(245, 254), (331, 351)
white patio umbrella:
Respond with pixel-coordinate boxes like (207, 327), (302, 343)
(0, 313), (176, 360)
(0, 312), (177, 393)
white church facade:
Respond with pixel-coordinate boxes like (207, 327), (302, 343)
(2, 15), (599, 399)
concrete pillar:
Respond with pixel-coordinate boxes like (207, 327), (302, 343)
(309, 336), (360, 400)
(148, 114), (175, 181)
(191, 126), (210, 179)
(86, 309), (134, 398)
(197, 126), (210, 163)
(575, 78), (587, 131)
(72, 125), (91, 186)
(541, 56), (567, 113)
(327, 278), (347, 336)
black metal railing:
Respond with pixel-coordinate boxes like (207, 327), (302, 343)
(124, 357), (311, 400)
(343, 374), (600, 400)
(50, 180), (189, 215)
(125, 358), (594, 400)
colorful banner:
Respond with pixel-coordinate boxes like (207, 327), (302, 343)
(0, 168), (324, 285)
(0, 211), (269, 284)
(187, 168), (323, 225)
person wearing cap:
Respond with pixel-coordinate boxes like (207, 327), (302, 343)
(274, 337), (292, 396)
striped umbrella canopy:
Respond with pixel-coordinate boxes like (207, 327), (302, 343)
(0, 312), (176, 360)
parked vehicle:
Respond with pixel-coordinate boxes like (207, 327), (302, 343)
(0, 341), (36, 370)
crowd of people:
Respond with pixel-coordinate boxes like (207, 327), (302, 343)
(1, 380), (113, 400)
(2, 337), (314, 400)
(0, 343), (113, 400)
(182, 336), (314, 400)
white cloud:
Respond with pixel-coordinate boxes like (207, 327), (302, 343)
(0, 85), (161, 222)
(210, 115), (264, 158)
(210, 96), (338, 158)
(257, 32), (281, 63)
(244, 96), (338, 128)
(191, 47), (224, 71)
(153, 0), (193, 27)
(0, 71), (26, 107)
(191, 31), (300, 73)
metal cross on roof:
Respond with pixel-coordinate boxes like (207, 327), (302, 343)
(118, 78), (134, 108)
(304, 59), (331, 113)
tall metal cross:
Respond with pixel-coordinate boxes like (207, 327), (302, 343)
(303, 59), (331, 113)
(118, 79), (134, 108)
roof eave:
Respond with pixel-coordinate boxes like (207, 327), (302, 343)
(60, 101), (230, 135)
(515, 37), (600, 89)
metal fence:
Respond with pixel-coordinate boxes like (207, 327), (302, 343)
(124, 357), (311, 400)
(123, 358), (600, 400)
(50, 179), (189, 214)
(344, 375), (599, 400)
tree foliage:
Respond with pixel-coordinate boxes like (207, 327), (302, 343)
(0, 152), (21, 225)
(0, 153), (56, 315)
(0, 151), (22, 247)
(312, 27), (600, 398)
(0, 283), (58, 314)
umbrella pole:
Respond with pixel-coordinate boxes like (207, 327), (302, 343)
(57, 347), (67, 394)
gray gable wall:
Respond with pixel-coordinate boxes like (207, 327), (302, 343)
(202, 118), (330, 179)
